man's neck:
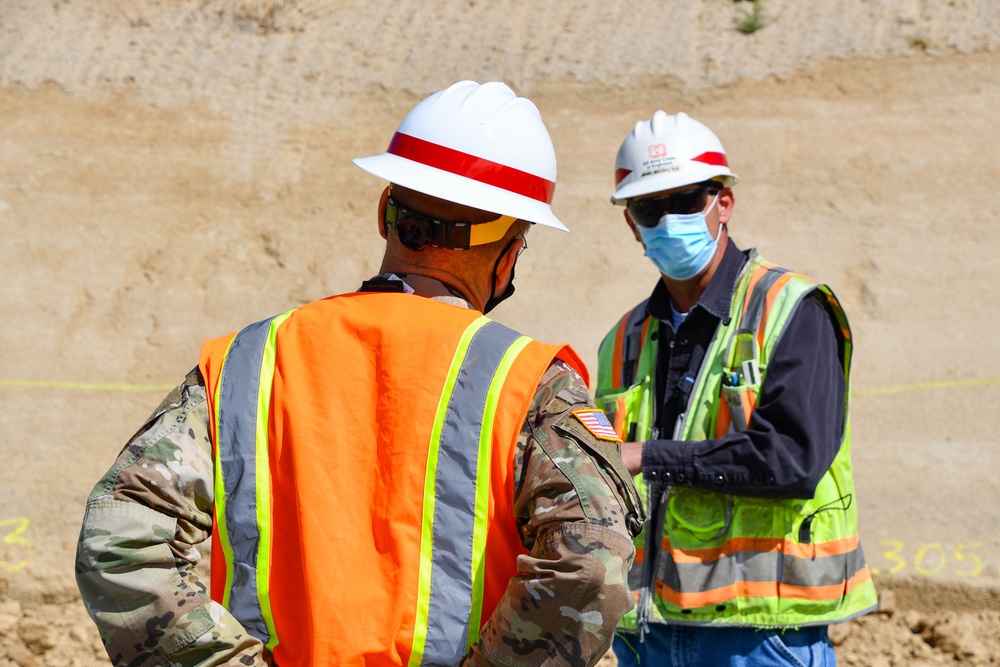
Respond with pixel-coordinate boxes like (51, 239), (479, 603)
(662, 277), (704, 315)
(378, 262), (481, 309)
(660, 239), (727, 314)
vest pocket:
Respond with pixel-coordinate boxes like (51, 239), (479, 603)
(595, 375), (653, 442)
(720, 330), (763, 434)
(667, 487), (733, 540)
(721, 384), (757, 433)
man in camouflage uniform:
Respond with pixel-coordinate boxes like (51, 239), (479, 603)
(75, 81), (644, 667)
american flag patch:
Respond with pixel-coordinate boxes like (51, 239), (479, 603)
(572, 409), (623, 442)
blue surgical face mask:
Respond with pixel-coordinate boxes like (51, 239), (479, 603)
(637, 194), (721, 280)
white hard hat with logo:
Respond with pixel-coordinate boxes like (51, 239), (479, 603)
(610, 111), (739, 205)
(354, 80), (567, 232)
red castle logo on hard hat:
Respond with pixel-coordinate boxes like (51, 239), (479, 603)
(648, 143), (667, 158)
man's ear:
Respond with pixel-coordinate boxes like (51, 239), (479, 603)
(377, 186), (390, 240)
(494, 235), (524, 289)
(624, 209), (643, 244)
(717, 187), (735, 226)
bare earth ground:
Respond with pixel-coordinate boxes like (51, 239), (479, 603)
(1, 1), (1000, 665)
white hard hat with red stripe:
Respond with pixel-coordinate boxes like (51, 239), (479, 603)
(354, 81), (567, 232)
(610, 111), (739, 205)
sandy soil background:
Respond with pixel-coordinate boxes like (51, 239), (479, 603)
(2, 1), (1000, 665)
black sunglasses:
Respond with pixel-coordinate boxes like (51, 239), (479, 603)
(627, 185), (720, 228)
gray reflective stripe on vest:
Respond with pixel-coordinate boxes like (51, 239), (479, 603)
(654, 544), (870, 594)
(216, 315), (279, 645)
(420, 320), (523, 665)
(740, 267), (787, 331)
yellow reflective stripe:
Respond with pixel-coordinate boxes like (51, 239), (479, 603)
(212, 336), (239, 610)
(409, 315), (490, 667)
(466, 335), (531, 649)
(256, 311), (292, 651)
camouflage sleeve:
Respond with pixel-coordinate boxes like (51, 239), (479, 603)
(464, 359), (645, 667)
(75, 368), (266, 667)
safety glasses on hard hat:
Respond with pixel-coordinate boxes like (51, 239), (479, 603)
(385, 196), (518, 251)
(627, 183), (721, 228)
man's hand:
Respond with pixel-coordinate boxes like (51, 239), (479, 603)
(621, 441), (644, 476)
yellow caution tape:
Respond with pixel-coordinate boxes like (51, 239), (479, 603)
(853, 376), (1000, 397)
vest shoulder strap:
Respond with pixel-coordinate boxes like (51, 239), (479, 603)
(739, 264), (790, 332)
(618, 298), (651, 388)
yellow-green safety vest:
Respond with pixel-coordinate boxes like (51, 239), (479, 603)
(596, 251), (878, 629)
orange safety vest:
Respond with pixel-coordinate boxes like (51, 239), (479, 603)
(199, 292), (586, 666)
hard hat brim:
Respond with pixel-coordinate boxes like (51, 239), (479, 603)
(354, 153), (569, 232)
(611, 168), (739, 205)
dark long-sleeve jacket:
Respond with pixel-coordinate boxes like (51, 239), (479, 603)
(641, 240), (847, 499)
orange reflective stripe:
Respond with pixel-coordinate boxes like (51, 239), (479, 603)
(714, 400), (732, 437)
(657, 565), (872, 607)
(612, 395), (628, 440)
(634, 546), (645, 564)
(740, 263), (775, 315)
(844, 565), (873, 594)
(640, 316), (651, 349)
(714, 384), (756, 437)
(664, 534), (861, 564)
(825, 292), (853, 346)
(741, 389), (758, 429)
(756, 273), (796, 350)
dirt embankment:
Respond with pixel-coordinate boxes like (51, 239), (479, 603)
(2, 574), (1000, 666)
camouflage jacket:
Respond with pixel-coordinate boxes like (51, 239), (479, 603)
(76, 284), (644, 667)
